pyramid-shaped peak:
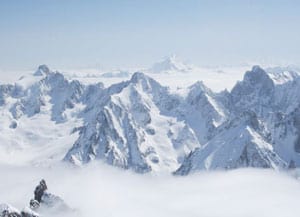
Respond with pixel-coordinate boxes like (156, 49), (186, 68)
(129, 71), (164, 93)
(189, 81), (208, 91)
(148, 55), (192, 74)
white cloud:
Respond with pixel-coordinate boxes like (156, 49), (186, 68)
(0, 163), (299, 217)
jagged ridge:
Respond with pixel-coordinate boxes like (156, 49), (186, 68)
(0, 65), (300, 174)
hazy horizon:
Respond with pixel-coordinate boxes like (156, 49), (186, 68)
(1, 0), (300, 70)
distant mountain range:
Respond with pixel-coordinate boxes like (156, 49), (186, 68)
(1, 62), (300, 174)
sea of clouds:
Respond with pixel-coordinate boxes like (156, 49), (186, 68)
(1, 163), (300, 217)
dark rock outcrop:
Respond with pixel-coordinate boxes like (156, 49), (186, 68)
(33, 180), (47, 203)
(30, 179), (71, 214)
(1, 179), (73, 217)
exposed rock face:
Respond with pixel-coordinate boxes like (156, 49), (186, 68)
(30, 180), (72, 215)
(0, 179), (72, 217)
(230, 66), (275, 117)
(34, 180), (47, 203)
(34, 65), (50, 76)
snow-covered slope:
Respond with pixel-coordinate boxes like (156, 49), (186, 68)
(175, 112), (287, 175)
(0, 66), (85, 166)
(64, 72), (202, 173)
(1, 64), (300, 174)
(175, 65), (300, 174)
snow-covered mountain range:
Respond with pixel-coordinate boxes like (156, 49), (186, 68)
(1, 61), (300, 174)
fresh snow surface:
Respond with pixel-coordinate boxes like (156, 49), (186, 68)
(1, 164), (300, 217)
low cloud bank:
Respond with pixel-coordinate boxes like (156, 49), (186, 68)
(0, 163), (300, 217)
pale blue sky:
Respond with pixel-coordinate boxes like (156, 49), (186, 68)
(0, 0), (300, 70)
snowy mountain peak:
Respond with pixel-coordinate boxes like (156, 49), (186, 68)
(188, 81), (210, 93)
(64, 71), (200, 173)
(34, 65), (51, 76)
(129, 71), (166, 96)
(148, 55), (192, 74)
(230, 66), (275, 115)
